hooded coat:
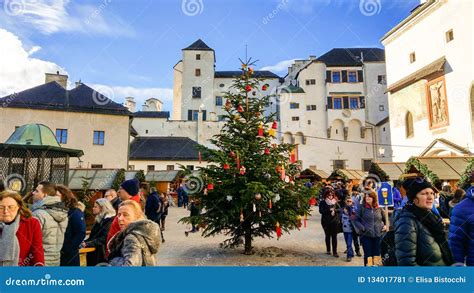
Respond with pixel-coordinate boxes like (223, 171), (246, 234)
(449, 187), (474, 266)
(32, 196), (69, 266)
(107, 220), (161, 266)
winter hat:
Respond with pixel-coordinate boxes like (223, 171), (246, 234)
(402, 177), (434, 201)
(120, 179), (139, 196)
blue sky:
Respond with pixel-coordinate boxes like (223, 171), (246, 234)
(0, 0), (419, 111)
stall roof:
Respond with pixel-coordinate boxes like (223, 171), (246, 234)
(377, 162), (406, 180)
(68, 169), (120, 190)
(339, 169), (368, 180)
(146, 170), (180, 182)
(125, 171), (138, 181)
(416, 156), (473, 180)
(299, 168), (329, 180)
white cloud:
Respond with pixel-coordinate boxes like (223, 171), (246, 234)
(0, 28), (66, 97)
(261, 59), (298, 73)
(1, 0), (134, 36)
(90, 84), (173, 111)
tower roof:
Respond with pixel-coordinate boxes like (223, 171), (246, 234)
(183, 39), (213, 51)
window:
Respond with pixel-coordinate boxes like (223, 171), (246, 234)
(445, 29), (454, 43)
(215, 96), (223, 106)
(93, 131), (105, 145)
(192, 110), (199, 121)
(166, 165), (175, 171)
(128, 165), (135, 171)
(333, 97), (342, 109)
(195, 69), (201, 76)
(333, 160), (345, 170)
(219, 83), (225, 88)
(291, 116), (300, 121)
(406, 111), (414, 138)
(308, 120), (311, 125)
(55, 128), (68, 144)
(196, 54), (200, 60)
(378, 75), (387, 85)
(379, 105), (385, 111)
(332, 71), (341, 83)
(192, 87), (201, 98)
(290, 102), (299, 109)
(362, 159), (372, 172)
(348, 71), (357, 83)
(410, 52), (416, 63)
(91, 164), (103, 169)
(147, 165), (155, 171)
(145, 130), (149, 134)
(349, 97), (359, 109)
(306, 105), (317, 111)
(305, 79), (316, 85)
(186, 165), (195, 171)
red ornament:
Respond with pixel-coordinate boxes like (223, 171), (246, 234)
(262, 84), (268, 91)
(245, 85), (252, 92)
(225, 100), (232, 110)
(255, 112), (261, 117)
(207, 183), (214, 190)
(239, 166), (246, 175)
(237, 105), (244, 113)
(223, 164), (230, 170)
(258, 127), (264, 137)
(264, 148), (270, 155)
(229, 151), (236, 158)
(248, 67), (254, 74)
(276, 222), (282, 239)
(272, 121), (278, 129)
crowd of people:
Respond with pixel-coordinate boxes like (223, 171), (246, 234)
(0, 178), (166, 267)
(318, 177), (473, 266)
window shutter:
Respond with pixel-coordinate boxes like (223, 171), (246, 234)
(326, 71), (331, 83)
(357, 70), (364, 82)
(343, 96), (349, 109)
(188, 110), (192, 121)
(327, 96), (333, 110)
(342, 70), (348, 82)
(203, 110), (207, 121)
(359, 96), (365, 109)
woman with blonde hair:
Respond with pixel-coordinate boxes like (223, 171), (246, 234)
(0, 190), (44, 266)
(107, 200), (161, 266)
(353, 190), (387, 266)
(82, 198), (116, 266)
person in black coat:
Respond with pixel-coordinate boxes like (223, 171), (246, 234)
(82, 198), (116, 266)
(145, 188), (163, 224)
(319, 189), (340, 257)
(57, 185), (86, 266)
(395, 178), (454, 266)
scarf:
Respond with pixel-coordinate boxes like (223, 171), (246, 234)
(0, 215), (21, 266)
(405, 202), (454, 265)
(325, 198), (337, 206)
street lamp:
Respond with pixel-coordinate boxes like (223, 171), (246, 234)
(378, 146), (386, 158)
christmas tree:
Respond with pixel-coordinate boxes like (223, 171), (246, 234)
(180, 59), (311, 254)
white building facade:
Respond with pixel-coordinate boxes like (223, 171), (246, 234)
(279, 48), (391, 173)
(382, 0), (474, 161)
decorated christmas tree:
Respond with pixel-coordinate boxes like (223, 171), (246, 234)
(180, 59), (311, 254)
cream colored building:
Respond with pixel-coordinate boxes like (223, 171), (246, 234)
(382, 0), (474, 161)
(279, 48), (391, 173)
(0, 73), (131, 169)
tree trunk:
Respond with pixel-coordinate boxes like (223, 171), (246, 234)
(244, 223), (252, 255)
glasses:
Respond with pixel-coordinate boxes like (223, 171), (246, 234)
(0, 205), (19, 212)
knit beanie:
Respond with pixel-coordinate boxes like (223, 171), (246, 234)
(120, 179), (139, 196)
(402, 177), (434, 201)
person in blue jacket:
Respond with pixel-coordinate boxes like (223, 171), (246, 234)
(57, 185), (86, 266)
(449, 185), (474, 266)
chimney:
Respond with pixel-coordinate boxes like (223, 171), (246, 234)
(75, 80), (82, 88)
(45, 71), (68, 89)
(309, 55), (317, 60)
(124, 97), (136, 112)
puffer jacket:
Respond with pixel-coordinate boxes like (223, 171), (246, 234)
(449, 186), (474, 266)
(108, 220), (161, 266)
(394, 209), (447, 266)
(353, 204), (385, 238)
(32, 196), (68, 266)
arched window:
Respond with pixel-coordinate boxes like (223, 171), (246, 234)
(406, 111), (414, 138)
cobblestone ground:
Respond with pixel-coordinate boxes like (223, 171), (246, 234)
(156, 206), (361, 266)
